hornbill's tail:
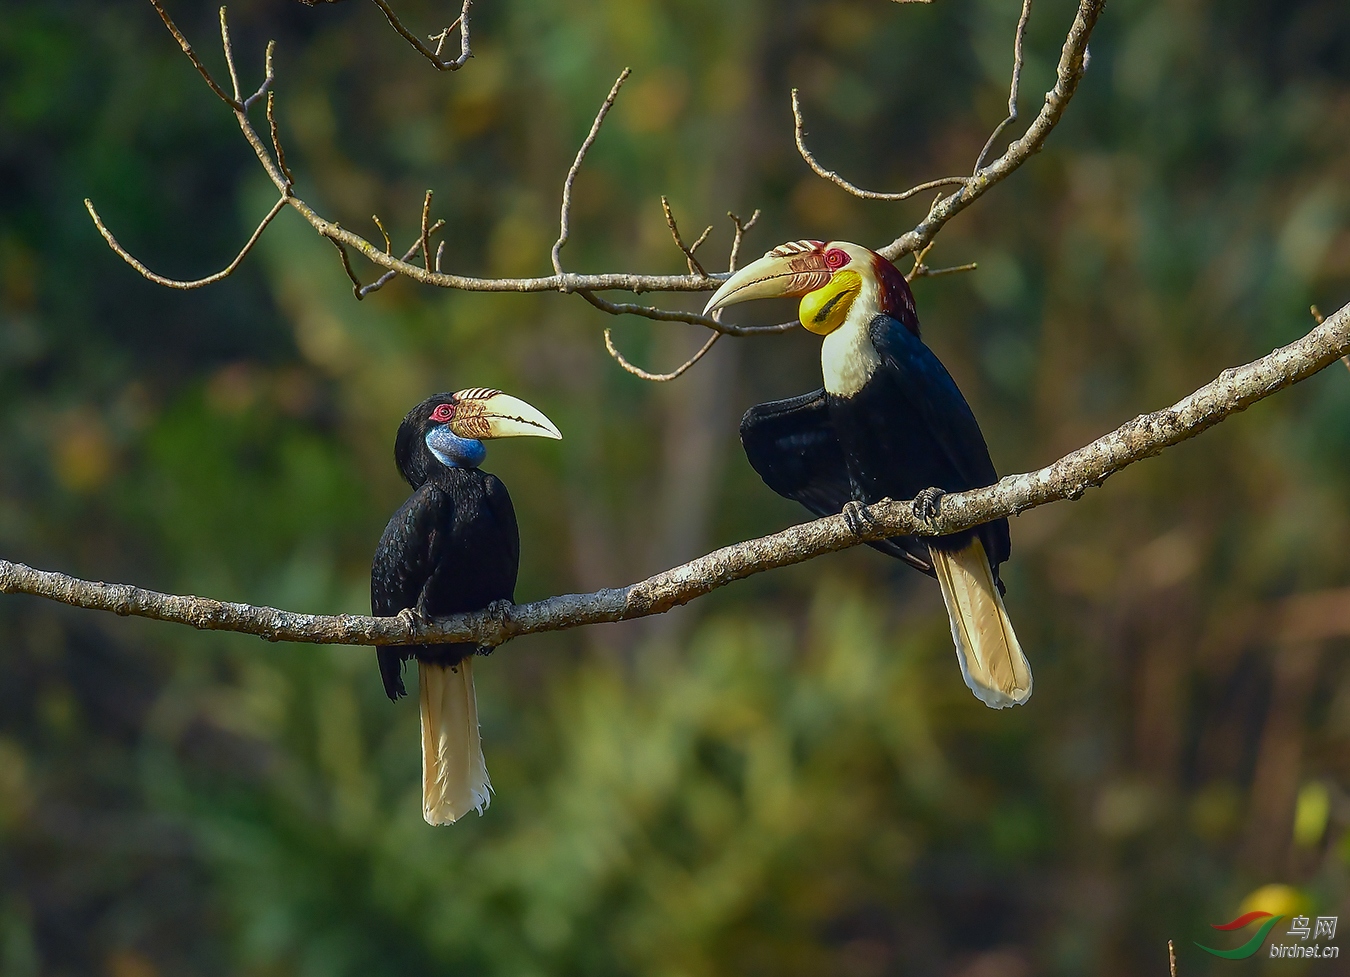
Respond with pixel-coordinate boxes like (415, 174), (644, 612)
(418, 658), (491, 825)
(931, 538), (1032, 708)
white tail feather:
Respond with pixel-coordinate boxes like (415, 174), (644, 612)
(931, 538), (1032, 709)
(419, 658), (491, 825)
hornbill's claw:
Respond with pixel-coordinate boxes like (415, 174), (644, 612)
(477, 600), (514, 655)
(397, 605), (433, 636)
(912, 487), (946, 524)
(842, 500), (876, 536)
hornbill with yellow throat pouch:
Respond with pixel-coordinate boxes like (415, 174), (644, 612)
(706, 240), (1031, 708)
(372, 388), (562, 824)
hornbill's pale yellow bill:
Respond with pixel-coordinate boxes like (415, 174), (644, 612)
(445, 388), (563, 441)
(714, 239), (1032, 708)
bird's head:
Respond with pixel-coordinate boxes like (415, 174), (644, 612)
(703, 239), (919, 337)
(395, 388), (562, 487)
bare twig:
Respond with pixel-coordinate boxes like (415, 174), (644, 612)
(661, 197), (713, 278)
(243, 40), (276, 111)
(791, 90), (967, 202)
(147, 0), (241, 109)
(727, 209), (761, 272)
(1168, 941), (1177, 977)
(84, 196), (288, 290)
(6, 302), (1348, 647)
(973, 0), (1034, 173)
(880, 0), (1104, 261)
(553, 68), (631, 276)
(428, 17), (463, 58)
(358, 219), (445, 298)
(577, 290), (796, 336)
(915, 262), (979, 279)
(219, 6), (242, 103)
(373, 214), (392, 254)
(419, 189), (433, 270)
(368, 0), (473, 71)
(330, 236), (365, 298)
(266, 92), (294, 187)
(906, 241), (978, 282)
(604, 328), (720, 381)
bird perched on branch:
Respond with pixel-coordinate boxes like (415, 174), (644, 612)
(373, 389), (562, 824)
(705, 240), (1031, 708)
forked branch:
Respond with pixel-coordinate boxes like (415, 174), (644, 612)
(605, 209), (762, 380)
(88, 0), (1102, 343)
(6, 300), (1348, 646)
(298, 0), (473, 70)
(791, 90), (966, 202)
(879, 0), (1103, 261)
(370, 0), (473, 71)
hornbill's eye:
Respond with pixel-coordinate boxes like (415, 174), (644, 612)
(824, 248), (849, 269)
(430, 403), (456, 423)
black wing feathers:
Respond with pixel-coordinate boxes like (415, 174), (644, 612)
(740, 389), (849, 517)
(739, 389), (933, 573)
(372, 483), (448, 699)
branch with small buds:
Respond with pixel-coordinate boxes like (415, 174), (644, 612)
(87, 1), (1101, 353)
(297, 0), (473, 72)
(904, 240), (979, 283)
(794, 0), (1102, 265)
(603, 209), (764, 381)
(6, 300), (1348, 646)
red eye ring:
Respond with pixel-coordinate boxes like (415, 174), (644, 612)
(824, 248), (849, 270)
(430, 403), (456, 422)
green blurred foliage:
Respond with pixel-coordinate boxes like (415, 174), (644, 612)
(2, 1), (1350, 974)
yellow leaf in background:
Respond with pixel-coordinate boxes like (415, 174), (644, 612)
(1238, 883), (1309, 920)
(1293, 781), (1332, 848)
(52, 419), (112, 492)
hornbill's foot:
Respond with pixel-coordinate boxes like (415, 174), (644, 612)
(477, 599), (514, 655)
(842, 500), (876, 536)
(396, 605), (433, 636)
(912, 487), (946, 524)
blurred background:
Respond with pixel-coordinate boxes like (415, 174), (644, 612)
(2, 0), (1350, 973)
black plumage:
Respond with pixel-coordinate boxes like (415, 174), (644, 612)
(741, 313), (1009, 583)
(371, 394), (520, 700)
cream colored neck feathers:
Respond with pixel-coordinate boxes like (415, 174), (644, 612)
(820, 273), (882, 399)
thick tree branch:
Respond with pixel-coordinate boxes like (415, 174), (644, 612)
(6, 300), (1347, 647)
